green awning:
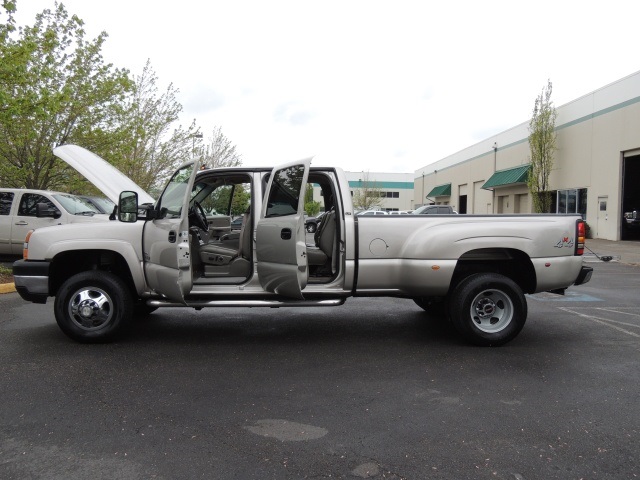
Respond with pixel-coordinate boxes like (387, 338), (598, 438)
(427, 183), (451, 197)
(482, 164), (530, 190)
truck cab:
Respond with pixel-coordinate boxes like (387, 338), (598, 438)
(119, 158), (350, 306)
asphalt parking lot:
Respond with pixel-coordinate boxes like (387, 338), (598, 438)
(1, 258), (638, 479)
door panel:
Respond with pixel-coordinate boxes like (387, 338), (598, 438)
(143, 162), (198, 303)
(256, 160), (311, 299)
(12, 193), (64, 254)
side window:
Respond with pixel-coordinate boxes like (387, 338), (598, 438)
(0, 192), (14, 215)
(196, 181), (251, 216)
(158, 164), (194, 218)
(18, 194), (55, 217)
(265, 165), (304, 217)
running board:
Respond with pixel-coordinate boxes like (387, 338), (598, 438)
(147, 298), (346, 308)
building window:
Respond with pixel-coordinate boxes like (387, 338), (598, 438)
(556, 188), (587, 218)
(379, 191), (400, 198)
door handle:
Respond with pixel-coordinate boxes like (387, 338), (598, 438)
(15, 221), (28, 226)
(280, 228), (292, 240)
(168, 231), (177, 243)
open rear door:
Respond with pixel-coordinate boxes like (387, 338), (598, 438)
(143, 161), (199, 303)
(256, 159), (311, 299)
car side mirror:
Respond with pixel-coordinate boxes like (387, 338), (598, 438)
(118, 191), (138, 223)
(36, 202), (61, 219)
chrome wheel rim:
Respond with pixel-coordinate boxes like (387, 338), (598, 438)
(469, 288), (513, 333)
(68, 286), (114, 331)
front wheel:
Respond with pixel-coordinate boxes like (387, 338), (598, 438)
(54, 271), (133, 343)
(448, 273), (527, 346)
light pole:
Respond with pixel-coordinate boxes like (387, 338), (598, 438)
(192, 132), (203, 159)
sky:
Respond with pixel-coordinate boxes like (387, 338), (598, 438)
(13, 0), (640, 174)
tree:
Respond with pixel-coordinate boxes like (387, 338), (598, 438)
(304, 184), (321, 216)
(352, 171), (383, 211)
(98, 60), (199, 195)
(527, 80), (557, 213)
(201, 126), (242, 169)
(0, 2), (131, 189)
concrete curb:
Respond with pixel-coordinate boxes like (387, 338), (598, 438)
(0, 282), (16, 294)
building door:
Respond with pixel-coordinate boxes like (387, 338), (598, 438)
(458, 184), (467, 214)
(597, 196), (608, 239)
(515, 193), (529, 213)
(458, 195), (467, 214)
(622, 152), (640, 240)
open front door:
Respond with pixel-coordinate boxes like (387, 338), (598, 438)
(143, 161), (199, 303)
(256, 159), (311, 299)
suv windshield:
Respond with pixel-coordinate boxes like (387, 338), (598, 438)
(53, 194), (101, 215)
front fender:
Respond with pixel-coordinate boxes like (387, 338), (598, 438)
(45, 240), (146, 294)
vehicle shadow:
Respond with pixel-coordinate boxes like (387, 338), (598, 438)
(124, 305), (464, 348)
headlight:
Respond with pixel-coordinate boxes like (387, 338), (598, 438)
(23, 230), (34, 259)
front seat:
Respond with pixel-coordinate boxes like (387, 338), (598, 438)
(199, 208), (252, 278)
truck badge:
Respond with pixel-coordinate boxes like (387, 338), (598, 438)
(555, 236), (574, 248)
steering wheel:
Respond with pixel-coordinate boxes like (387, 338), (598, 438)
(189, 201), (209, 232)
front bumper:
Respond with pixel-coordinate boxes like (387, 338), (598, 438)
(12, 259), (50, 304)
(574, 265), (593, 286)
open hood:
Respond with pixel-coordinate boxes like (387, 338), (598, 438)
(53, 144), (155, 205)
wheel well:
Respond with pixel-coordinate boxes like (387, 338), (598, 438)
(49, 250), (136, 298)
(451, 248), (536, 294)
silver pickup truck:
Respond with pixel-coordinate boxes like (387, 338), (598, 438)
(13, 145), (592, 346)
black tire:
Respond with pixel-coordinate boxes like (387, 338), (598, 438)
(448, 273), (527, 347)
(306, 223), (317, 233)
(413, 297), (447, 318)
(54, 271), (133, 343)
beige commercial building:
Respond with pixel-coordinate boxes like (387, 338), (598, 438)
(313, 171), (415, 213)
(345, 171), (414, 212)
(414, 70), (640, 241)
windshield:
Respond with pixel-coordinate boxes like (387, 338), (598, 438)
(53, 194), (101, 215)
(157, 164), (194, 218)
(89, 197), (115, 213)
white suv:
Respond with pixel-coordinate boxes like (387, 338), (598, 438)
(0, 188), (109, 255)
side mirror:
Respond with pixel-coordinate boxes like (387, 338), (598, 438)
(118, 191), (138, 223)
(36, 202), (61, 219)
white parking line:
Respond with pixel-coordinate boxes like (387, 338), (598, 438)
(559, 307), (640, 338)
(596, 307), (640, 318)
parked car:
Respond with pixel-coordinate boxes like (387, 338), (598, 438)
(230, 216), (244, 231)
(389, 210), (411, 215)
(77, 195), (116, 214)
(0, 188), (109, 255)
(412, 205), (457, 215)
(623, 210), (640, 230)
(357, 210), (388, 216)
(305, 211), (328, 233)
